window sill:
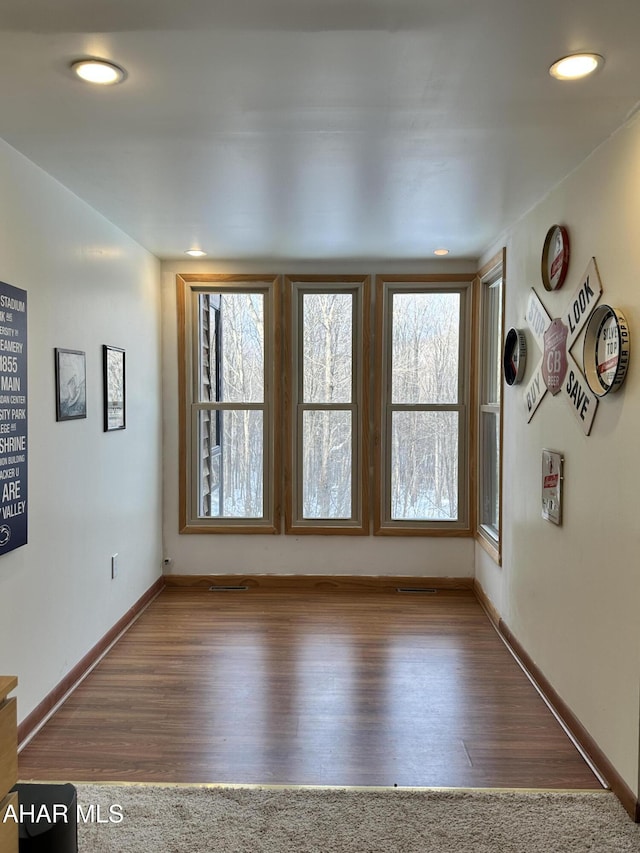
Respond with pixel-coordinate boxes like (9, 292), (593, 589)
(475, 529), (501, 565)
(285, 523), (370, 536)
(180, 523), (280, 535)
(374, 524), (472, 537)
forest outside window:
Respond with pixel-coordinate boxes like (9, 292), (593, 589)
(284, 277), (370, 534)
(374, 276), (474, 534)
(178, 272), (475, 537)
(177, 275), (280, 533)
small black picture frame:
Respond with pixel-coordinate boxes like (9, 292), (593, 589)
(103, 345), (126, 431)
(55, 348), (87, 421)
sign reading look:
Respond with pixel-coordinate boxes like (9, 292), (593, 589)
(0, 281), (27, 555)
(524, 258), (602, 435)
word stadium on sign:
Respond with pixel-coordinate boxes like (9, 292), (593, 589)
(0, 281), (27, 554)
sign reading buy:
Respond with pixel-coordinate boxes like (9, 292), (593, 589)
(524, 258), (602, 435)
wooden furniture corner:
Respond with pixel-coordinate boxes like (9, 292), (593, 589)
(0, 676), (18, 853)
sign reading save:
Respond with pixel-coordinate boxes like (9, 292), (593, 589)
(524, 258), (602, 435)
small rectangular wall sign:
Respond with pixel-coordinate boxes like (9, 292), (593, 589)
(0, 281), (27, 555)
(103, 345), (125, 431)
(542, 449), (563, 525)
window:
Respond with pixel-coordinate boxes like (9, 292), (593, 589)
(374, 276), (474, 534)
(284, 277), (369, 533)
(477, 252), (504, 560)
(177, 275), (280, 533)
(178, 271), (477, 537)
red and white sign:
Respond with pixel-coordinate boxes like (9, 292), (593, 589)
(542, 319), (568, 396)
(541, 225), (570, 291)
(542, 449), (563, 525)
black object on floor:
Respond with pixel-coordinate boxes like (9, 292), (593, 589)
(11, 783), (77, 853)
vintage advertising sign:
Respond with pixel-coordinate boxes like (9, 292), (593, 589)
(541, 225), (570, 291)
(0, 281), (27, 555)
(542, 449), (563, 525)
(542, 318), (568, 395)
(524, 258), (603, 435)
(503, 327), (527, 386)
(583, 304), (630, 397)
(562, 258), (602, 349)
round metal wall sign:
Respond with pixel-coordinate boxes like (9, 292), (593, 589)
(503, 327), (527, 386)
(541, 225), (570, 291)
(583, 304), (630, 397)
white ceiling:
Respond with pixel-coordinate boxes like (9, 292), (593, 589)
(0, 0), (639, 261)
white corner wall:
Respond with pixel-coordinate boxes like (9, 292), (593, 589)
(477, 114), (640, 797)
(0, 140), (163, 724)
(161, 259), (475, 578)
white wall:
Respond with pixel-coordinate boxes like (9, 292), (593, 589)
(0, 140), (163, 724)
(161, 259), (476, 578)
(477, 114), (640, 796)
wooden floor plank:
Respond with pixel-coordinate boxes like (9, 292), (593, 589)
(18, 588), (601, 789)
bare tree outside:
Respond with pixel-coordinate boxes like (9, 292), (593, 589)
(199, 292), (265, 518)
(197, 286), (461, 524)
(301, 292), (354, 519)
(390, 292), (460, 521)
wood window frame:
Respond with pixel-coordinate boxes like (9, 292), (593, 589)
(373, 275), (475, 536)
(475, 250), (506, 564)
(283, 276), (370, 535)
(177, 274), (281, 534)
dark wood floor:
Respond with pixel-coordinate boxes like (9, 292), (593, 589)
(19, 588), (601, 789)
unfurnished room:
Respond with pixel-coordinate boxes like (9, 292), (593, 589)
(0, 2), (640, 852)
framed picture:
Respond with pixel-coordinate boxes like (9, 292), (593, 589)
(55, 348), (87, 421)
(542, 449), (563, 525)
(103, 345), (126, 431)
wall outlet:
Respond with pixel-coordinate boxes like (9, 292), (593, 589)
(111, 553), (119, 579)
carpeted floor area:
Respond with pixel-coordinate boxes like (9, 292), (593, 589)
(71, 783), (640, 852)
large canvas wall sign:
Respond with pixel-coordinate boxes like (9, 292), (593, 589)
(524, 258), (604, 435)
(0, 281), (27, 556)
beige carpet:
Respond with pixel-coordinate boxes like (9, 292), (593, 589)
(73, 784), (640, 852)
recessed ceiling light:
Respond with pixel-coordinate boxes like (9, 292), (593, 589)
(549, 53), (603, 81)
(185, 249), (207, 257)
(71, 59), (127, 85)
(433, 248), (450, 256)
